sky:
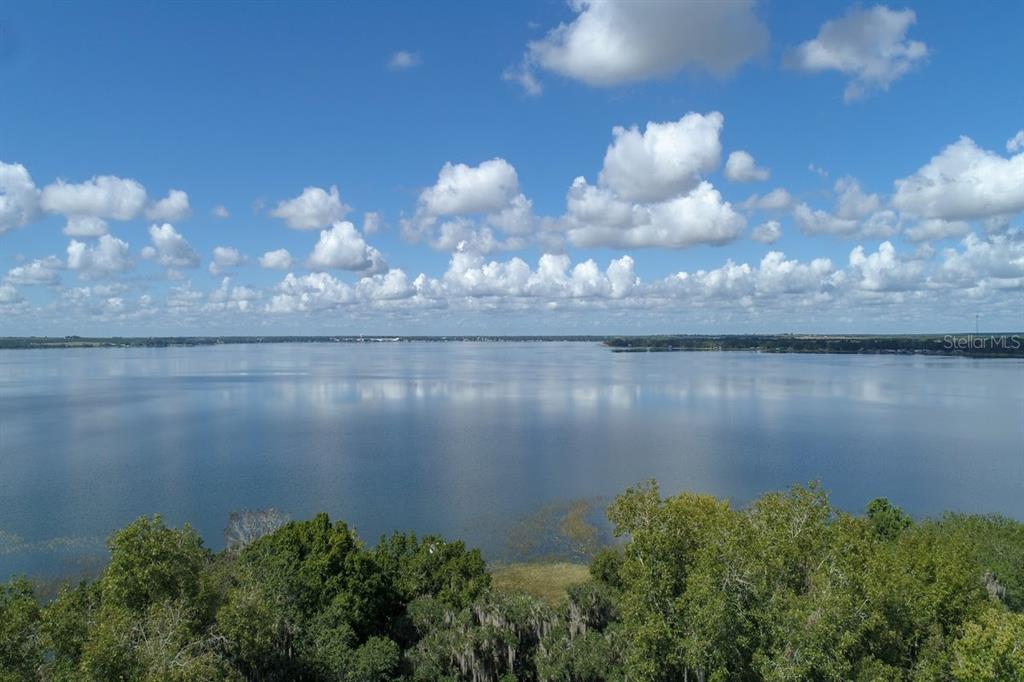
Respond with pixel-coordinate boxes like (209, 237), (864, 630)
(1, 0), (1022, 335)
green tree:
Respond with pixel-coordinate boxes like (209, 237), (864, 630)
(101, 515), (211, 614)
(0, 578), (42, 682)
(866, 498), (912, 540)
(951, 607), (1024, 681)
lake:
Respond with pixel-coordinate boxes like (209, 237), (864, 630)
(1, 342), (1022, 577)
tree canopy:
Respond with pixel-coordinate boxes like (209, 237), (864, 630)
(1, 485), (1022, 680)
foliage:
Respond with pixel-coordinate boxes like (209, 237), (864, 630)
(2, 484), (1023, 681)
(0, 578), (41, 682)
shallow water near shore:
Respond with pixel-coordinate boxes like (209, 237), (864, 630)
(1, 342), (1021, 578)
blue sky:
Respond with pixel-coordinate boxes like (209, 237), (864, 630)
(1, 0), (1022, 334)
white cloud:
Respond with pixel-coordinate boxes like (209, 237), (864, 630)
(655, 250), (836, 302)
(428, 221), (525, 254)
(847, 241), (924, 291)
(793, 176), (896, 238)
(207, 277), (260, 312)
(436, 250), (639, 301)
(808, 163), (829, 178)
(267, 272), (355, 313)
(565, 179), (745, 249)
(751, 220), (782, 244)
(793, 203), (859, 237)
(560, 112), (744, 249)
(271, 185), (350, 230)
(357, 269), (415, 301)
(419, 159), (521, 216)
(5, 256), (62, 285)
(741, 188), (793, 212)
(63, 215), (108, 237)
(790, 5), (927, 102)
(40, 175), (147, 220)
(935, 231), (1024, 286)
(66, 234), (133, 277)
(362, 211), (382, 235)
(208, 246), (246, 275)
(599, 112), (722, 202)
(755, 251), (835, 294)
(146, 189), (191, 222)
(502, 63), (543, 96)
(389, 51), (421, 69)
(517, 0), (767, 91)
(0, 283), (23, 305)
(1008, 130), (1024, 153)
(834, 176), (880, 219)
(405, 159), (536, 253)
(259, 248), (294, 270)
(904, 219), (971, 243)
(211, 205), (230, 219)
(724, 151), (769, 182)
(892, 136), (1024, 222)
(307, 221), (387, 273)
(0, 161), (40, 234)
(143, 223), (200, 268)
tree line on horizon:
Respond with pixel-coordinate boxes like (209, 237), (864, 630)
(2, 482), (1023, 681)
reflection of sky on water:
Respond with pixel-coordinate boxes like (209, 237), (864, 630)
(1, 343), (1022, 576)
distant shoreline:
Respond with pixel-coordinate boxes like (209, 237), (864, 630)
(1, 333), (1022, 357)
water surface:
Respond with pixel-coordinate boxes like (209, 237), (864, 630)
(2, 342), (1021, 576)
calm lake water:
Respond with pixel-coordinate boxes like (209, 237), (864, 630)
(2, 342), (1022, 577)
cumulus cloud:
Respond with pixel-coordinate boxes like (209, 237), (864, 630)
(388, 51), (421, 70)
(419, 159), (521, 216)
(0, 161), (40, 234)
(208, 246), (246, 276)
(891, 136), (1024, 223)
(654, 250), (836, 303)
(833, 176), (881, 219)
(40, 175), (147, 220)
(146, 189), (191, 222)
(847, 241), (924, 291)
(600, 112), (723, 202)
(307, 221), (387, 273)
(559, 112), (745, 249)
(934, 231), (1024, 286)
(63, 215), (108, 237)
(1008, 130), (1024, 153)
(259, 248), (294, 270)
(404, 159), (536, 253)
(271, 185), (350, 229)
(0, 283), (23, 306)
(790, 5), (927, 102)
(142, 223), (200, 268)
(724, 151), (769, 182)
(903, 219), (971, 243)
(267, 272), (355, 313)
(793, 176), (896, 238)
(751, 220), (782, 244)
(211, 205), (230, 219)
(438, 250), (639, 301)
(565, 179), (745, 248)
(66, 234), (133, 277)
(357, 269), (415, 301)
(514, 0), (767, 92)
(207, 277), (260, 312)
(793, 203), (859, 237)
(5, 256), (62, 285)
(741, 188), (793, 212)
(25, 230), (1024, 325)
